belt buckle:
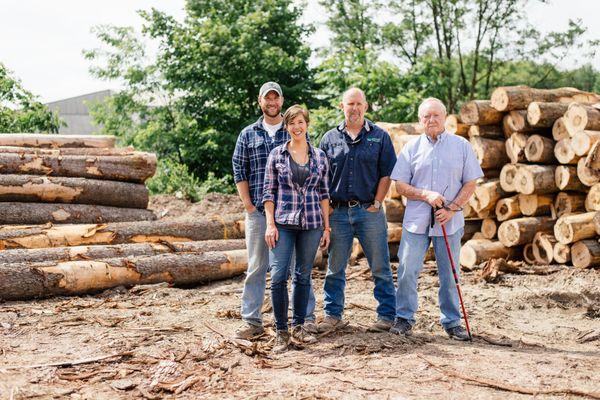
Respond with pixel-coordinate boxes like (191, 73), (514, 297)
(348, 200), (360, 208)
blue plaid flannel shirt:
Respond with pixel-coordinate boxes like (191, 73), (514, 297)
(262, 142), (330, 230)
(232, 117), (289, 212)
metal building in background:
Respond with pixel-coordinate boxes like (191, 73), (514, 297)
(45, 90), (113, 135)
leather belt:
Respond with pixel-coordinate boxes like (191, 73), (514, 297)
(331, 199), (372, 208)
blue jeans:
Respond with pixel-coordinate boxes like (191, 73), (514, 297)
(395, 228), (464, 329)
(323, 206), (396, 321)
(240, 210), (316, 326)
(270, 226), (323, 331)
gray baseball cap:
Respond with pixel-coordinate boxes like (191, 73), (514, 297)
(259, 81), (282, 98)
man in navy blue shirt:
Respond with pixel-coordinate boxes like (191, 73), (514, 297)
(318, 87), (397, 332)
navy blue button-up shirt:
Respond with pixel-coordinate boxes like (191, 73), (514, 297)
(319, 119), (397, 203)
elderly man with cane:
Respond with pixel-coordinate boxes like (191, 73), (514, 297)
(390, 97), (483, 340)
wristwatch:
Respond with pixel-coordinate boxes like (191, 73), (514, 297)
(372, 199), (381, 209)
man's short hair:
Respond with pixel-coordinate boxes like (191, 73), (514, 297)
(418, 97), (447, 118)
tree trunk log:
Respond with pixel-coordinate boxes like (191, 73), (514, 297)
(0, 174), (149, 208)
(554, 212), (597, 244)
(481, 218), (497, 239)
(468, 125), (504, 139)
(585, 184), (600, 212)
(459, 240), (519, 268)
(377, 122), (424, 136)
(514, 165), (558, 195)
(577, 157), (600, 186)
(555, 165), (587, 192)
(571, 240), (600, 268)
(444, 115), (469, 137)
(563, 103), (600, 136)
(518, 194), (554, 216)
(499, 164), (523, 192)
(584, 140), (600, 170)
(595, 211), (600, 235)
(390, 134), (419, 155)
(524, 135), (557, 164)
(506, 110), (535, 132)
(384, 198), (405, 223)
(0, 249), (252, 300)
(505, 133), (528, 164)
(523, 243), (538, 265)
(552, 117), (570, 141)
(554, 138), (580, 165)
(463, 220), (483, 241)
(498, 217), (555, 247)
(0, 146), (137, 156)
(526, 102), (570, 127)
(469, 179), (507, 213)
(571, 130), (600, 156)
(460, 100), (504, 125)
(490, 86), (600, 112)
(0, 202), (156, 224)
(554, 192), (586, 218)
(532, 232), (557, 264)
(553, 242), (571, 264)
(0, 134), (116, 148)
(470, 137), (509, 169)
(0, 152), (156, 183)
(0, 239), (246, 265)
(0, 216), (245, 250)
(495, 195), (522, 221)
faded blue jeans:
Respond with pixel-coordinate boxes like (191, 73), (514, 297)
(240, 210), (316, 327)
(395, 228), (464, 329)
(270, 225), (323, 331)
(323, 206), (396, 322)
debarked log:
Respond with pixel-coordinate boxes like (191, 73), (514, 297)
(498, 217), (555, 247)
(0, 174), (149, 208)
(554, 212), (597, 244)
(490, 86), (600, 112)
(459, 240), (520, 268)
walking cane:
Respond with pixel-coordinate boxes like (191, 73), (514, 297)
(432, 206), (473, 341)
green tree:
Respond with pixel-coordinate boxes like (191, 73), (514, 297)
(0, 63), (62, 133)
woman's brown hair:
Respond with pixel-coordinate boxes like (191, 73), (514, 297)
(283, 104), (310, 126)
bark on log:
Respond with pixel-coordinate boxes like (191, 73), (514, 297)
(482, 169), (501, 179)
(459, 240), (519, 268)
(0, 152), (157, 183)
(499, 164), (523, 192)
(0, 174), (149, 208)
(514, 165), (558, 195)
(0, 216), (245, 250)
(469, 179), (507, 213)
(595, 211), (600, 235)
(554, 138), (580, 165)
(554, 212), (597, 244)
(524, 135), (557, 164)
(563, 103), (600, 136)
(498, 217), (555, 247)
(377, 122), (424, 136)
(0, 146), (136, 156)
(463, 220), (483, 241)
(518, 194), (554, 216)
(505, 133), (528, 164)
(555, 165), (587, 192)
(532, 232), (557, 264)
(470, 137), (509, 169)
(0, 249), (251, 300)
(460, 100), (504, 125)
(571, 130), (600, 156)
(554, 192), (586, 218)
(585, 184), (600, 212)
(383, 198), (405, 223)
(584, 140), (600, 170)
(495, 196), (521, 221)
(0, 239), (246, 265)
(481, 218), (497, 239)
(571, 240), (600, 268)
(444, 115), (469, 137)
(577, 157), (600, 186)
(0, 134), (116, 148)
(553, 242), (571, 264)
(490, 86), (600, 112)
(552, 117), (570, 141)
(0, 202), (156, 225)
(526, 102), (570, 127)
(463, 203), (479, 219)
(468, 125), (504, 139)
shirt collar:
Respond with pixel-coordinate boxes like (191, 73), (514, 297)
(337, 119), (371, 133)
(424, 130), (448, 144)
(281, 140), (316, 157)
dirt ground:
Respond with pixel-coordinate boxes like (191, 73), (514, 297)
(1, 194), (599, 399)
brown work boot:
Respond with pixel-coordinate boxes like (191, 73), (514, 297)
(368, 318), (393, 332)
(273, 330), (291, 353)
(317, 316), (344, 333)
(303, 320), (318, 334)
(291, 325), (317, 344)
(234, 322), (264, 339)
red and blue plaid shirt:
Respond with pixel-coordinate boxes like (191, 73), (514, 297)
(262, 142), (330, 230)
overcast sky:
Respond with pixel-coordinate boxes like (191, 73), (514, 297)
(1, 0), (599, 103)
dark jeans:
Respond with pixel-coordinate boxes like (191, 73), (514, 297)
(270, 225), (323, 331)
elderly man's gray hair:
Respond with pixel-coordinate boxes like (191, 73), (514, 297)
(418, 97), (447, 118)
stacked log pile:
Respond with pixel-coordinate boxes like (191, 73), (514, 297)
(0, 134), (251, 300)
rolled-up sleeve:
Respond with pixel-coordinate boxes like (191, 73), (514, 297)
(232, 132), (248, 183)
(318, 154), (330, 201)
(262, 152), (278, 204)
(390, 145), (412, 184)
(462, 141), (484, 183)
(378, 132), (397, 177)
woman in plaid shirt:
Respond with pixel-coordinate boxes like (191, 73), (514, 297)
(262, 105), (331, 353)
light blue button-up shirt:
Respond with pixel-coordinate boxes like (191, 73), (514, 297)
(391, 131), (484, 237)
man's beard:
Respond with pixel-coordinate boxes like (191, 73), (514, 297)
(262, 106), (281, 118)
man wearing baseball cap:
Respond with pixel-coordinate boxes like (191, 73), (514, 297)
(232, 82), (317, 339)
